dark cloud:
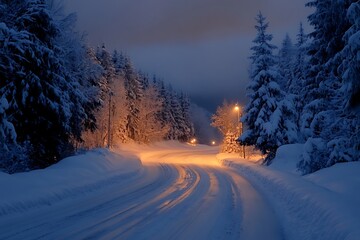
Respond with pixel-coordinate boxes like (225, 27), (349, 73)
(64, 0), (310, 46)
(63, 0), (311, 112)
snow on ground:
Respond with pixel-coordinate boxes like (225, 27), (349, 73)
(0, 141), (359, 240)
(218, 143), (360, 240)
(268, 144), (303, 174)
(0, 149), (141, 216)
(0, 142), (283, 240)
(115, 140), (221, 166)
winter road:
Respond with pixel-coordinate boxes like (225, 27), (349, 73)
(0, 147), (283, 240)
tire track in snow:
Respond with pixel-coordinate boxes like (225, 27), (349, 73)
(0, 151), (284, 240)
(0, 164), (177, 240)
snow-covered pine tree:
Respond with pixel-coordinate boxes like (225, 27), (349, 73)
(157, 80), (173, 135)
(138, 72), (150, 90)
(178, 92), (195, 141)
(340, 1), (360, 109)
(109, 75), (128, 144)
(290, 23), (310, 138)
(0, 92), (15, 153)
(50, 3), (100, 148)
(0, 0), (79, 169)
(1, 0), (107, 169)
(79, 47), (107, 149)
(137, 83), (167, 143)
(0, 95), (27, 173)
(239, 12), (298, 163)
(222, 131), (241, 154)
(340, 1), (360, 161)
(278, 33), (295, 91)
(123, 56), (143, 142)
(112, 50), (125, 75)
(95, 45), (117, 147)
(110, 51), (129, 144)
(292, 23), (309, 96)
(298, 0), (356, 174)
(167, 89), (183, 140)
(300, 0), (339, 140)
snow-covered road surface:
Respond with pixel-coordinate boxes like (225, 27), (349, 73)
(0, 144), (282, 240)
(1, 142), (359, 240)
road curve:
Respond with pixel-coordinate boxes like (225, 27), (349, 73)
(0, 163), (283, 239)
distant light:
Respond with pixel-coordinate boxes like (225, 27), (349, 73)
(234, 105), (240, 111)
(190, 138), (197, 144)
(211, 141), (216, 145)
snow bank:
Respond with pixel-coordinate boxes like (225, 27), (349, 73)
(305, 162), (360, 202)
(269, 144), (303, 174)
(218, 154), (360, 240)
(0, 149), (142, 216)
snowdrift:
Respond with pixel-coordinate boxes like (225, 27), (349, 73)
(217, 144), (360, 240)
(0, 149), (142, 216)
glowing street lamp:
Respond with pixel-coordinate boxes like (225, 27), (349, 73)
(234, 104), (246, 159)
(211, 141), (216, 145)
(234, 105), (240, 122)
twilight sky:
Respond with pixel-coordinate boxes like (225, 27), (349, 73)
(63, 0), (312, 112)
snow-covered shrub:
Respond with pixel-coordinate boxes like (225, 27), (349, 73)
(221, 131), (241, 153)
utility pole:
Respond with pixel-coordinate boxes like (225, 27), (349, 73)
(235, 104), (246, 159)
(107, 92), (112, 149)
(240, 113), (246, 159)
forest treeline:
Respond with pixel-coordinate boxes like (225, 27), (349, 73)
(239, 1), (359, 174)
(0, 0), (194, 173)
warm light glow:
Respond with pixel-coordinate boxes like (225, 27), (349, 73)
(234, 105), (240, 111)
(190, 138), (197, 144)
(211, 141), (216, 145)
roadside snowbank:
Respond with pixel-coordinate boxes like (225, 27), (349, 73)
(0, 149), (141, 216)
(268, 144), (303, 174)
(218, 145), (360, 240)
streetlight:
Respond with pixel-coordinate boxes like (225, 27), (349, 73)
(211, 141), (216, 146)
(190, 138), (197, 145)
(234, 105), (240, 122)
(234, 104), (246, 159)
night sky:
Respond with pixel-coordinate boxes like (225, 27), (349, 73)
(63, 0), (311, 112)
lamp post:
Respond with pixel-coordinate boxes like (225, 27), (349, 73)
(234, 104), (246, 158)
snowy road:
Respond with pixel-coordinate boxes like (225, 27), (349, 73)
(0, 146), (283, 240)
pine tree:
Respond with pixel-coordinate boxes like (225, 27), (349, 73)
(167, 89), (183, 140)
(107, 75), (128, 144)
(0, 0), (102, 170)
(340, 1), (360, 109)
(95, 45), (117, 147)
(0, 92), (29, 173)
(292, 23), (309, 95)
(112, 50), (125, 75)
(51, 4), (99, 147)
(239, 12), (298, 163)
(340, 1), (360, 161)
(300, 0), (351, 140)
(178, 93), (194, 141)
(291, 23), (309, 138)
(137, 84), (167, 143)
(298, 0), (357, 174)
(123, 56), (143, 141)
(0, 0), (76, 168)
(278, 33), (295, 91)
(158, 80), (172, 134)
(222, 131), (241, 154)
